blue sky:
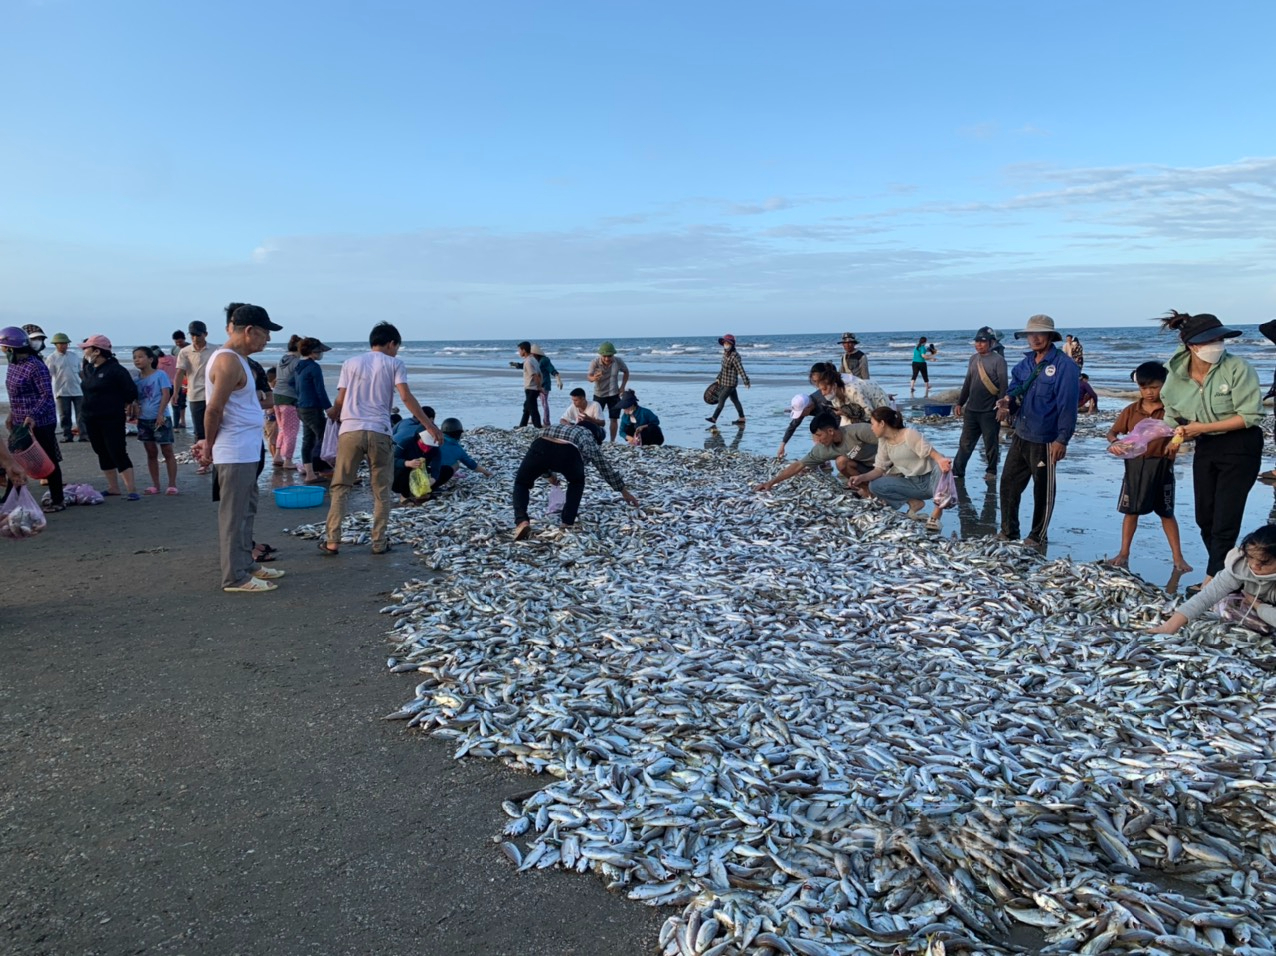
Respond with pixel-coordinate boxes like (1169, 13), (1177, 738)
(3, 0), (1274, 342)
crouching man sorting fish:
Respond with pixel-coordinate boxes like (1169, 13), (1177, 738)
(512, 422), (639, 540)
(755, 411), (877, 495)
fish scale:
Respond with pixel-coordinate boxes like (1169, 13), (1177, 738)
(289, 428), (1276, 955)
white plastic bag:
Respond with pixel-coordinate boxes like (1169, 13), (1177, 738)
(932, 469), (958, 510)
(0, 485), (48, 539)
(1215, 593), (1273, 634)
(546, 484), (566, 516)
(320, 419), (340, 465)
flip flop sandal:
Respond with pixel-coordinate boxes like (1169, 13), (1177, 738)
(42, 503), (67, 513)
(165, 487), (179, 495)
(253, 567), (286, 580)
(513, 523), (532, 541)
(317, 541), (340, 556)
(102, 490), (121, 496)
(144, 487), (160, 495)
(125, 492), (141, 501)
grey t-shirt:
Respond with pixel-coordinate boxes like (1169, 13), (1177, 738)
(587, 356), (630, 398)
(800, 423), (877, 467)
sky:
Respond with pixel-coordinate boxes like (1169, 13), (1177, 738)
(2, 0), (1275, 342)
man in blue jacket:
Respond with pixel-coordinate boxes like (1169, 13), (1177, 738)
(995, 314), (1080, 547)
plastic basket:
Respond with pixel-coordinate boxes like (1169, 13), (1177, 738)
(273, 485), (325, 509)
(8, 425), (55, 479)
(922, 403), (953, 417)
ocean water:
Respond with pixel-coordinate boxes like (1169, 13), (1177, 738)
(258, 324), (1276, 404)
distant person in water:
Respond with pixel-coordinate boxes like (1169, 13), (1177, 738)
(838, 332), (870, 379)
(910, 337), (931, 397)
(706, 334), (749, 426)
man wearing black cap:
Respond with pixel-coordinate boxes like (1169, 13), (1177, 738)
(194, 304), (285, 593)
(953, 331), (1008, 480)
(176, 319), (220, 462)
(838, 333), (870, 380)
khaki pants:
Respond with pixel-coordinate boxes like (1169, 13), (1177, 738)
(325, 430), (393, 548)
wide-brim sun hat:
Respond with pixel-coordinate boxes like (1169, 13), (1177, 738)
(1013, 314), (1063, 342)
(79, 334), (112, 350)
(530, 344), (544, 357)
(840, 332), (858, 344)
(1180, 313), (1242, 345)
(719, 333), (737, 346)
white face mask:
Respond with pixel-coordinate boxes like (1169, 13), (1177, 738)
(1194, 342), (1225, 364)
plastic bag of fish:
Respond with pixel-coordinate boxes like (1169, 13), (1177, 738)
(42, 483), (104, 506)
(0, 486), (48, 539)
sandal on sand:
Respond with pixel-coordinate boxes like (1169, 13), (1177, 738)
(223, 577), (277, 593)
(925, 515), (941, 532)
(125, 492), (141, 501)
(144, 487), (160, 495)
(102, 489), (121, 496)
(253, 567), (286, 580)
(42, 503), (66, 513)
(513, 522), (531, 541)
(165, 487), (179, 496)
(317, 541), (339, 556)
(371, 543), (392, 554)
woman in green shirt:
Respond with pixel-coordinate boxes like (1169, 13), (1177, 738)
(1160, 310), (1263, 582)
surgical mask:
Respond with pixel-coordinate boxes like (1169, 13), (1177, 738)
(1194, 342), (1225, 364)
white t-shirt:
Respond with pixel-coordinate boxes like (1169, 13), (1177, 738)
(178, 342), (219, 402)
(337, 351), (407, 436)
(561, 401), (603, 426)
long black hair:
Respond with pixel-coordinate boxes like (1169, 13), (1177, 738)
(870, 406), (905, 430)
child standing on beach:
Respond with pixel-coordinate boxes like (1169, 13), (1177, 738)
(131, 346), (178, 495)
(1105, 361), (1190, 571)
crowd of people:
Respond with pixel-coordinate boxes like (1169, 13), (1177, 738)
(6, 308), (1275, 631)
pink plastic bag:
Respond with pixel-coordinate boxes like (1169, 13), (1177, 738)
(933, 469), (957, 509)
(1108, 418), (1176, 459)
(0, 485), (48, 539)
(320, 419), (340, 465)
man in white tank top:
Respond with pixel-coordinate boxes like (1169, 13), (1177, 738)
(194, 304), (284, 592)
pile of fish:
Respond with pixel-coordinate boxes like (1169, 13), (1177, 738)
(290, 429), (1276, 955)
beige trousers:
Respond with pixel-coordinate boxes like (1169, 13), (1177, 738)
(324, 430), (393, 548)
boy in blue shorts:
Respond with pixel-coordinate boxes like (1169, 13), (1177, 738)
(1105, 361), (1191, 571)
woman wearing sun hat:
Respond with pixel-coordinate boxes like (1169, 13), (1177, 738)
(706, 334), (749, 426)
(1159, 310), (1263, 584)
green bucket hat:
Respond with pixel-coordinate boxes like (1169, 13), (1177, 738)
(50, 332), (72, 344)
(597, 341), (617, 356)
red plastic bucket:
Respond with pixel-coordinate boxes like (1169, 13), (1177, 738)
(9, 426), (55, 479)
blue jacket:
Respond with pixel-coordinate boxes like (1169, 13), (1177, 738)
(294, 359), (330, 409)
(429, 435), (479, 481)
(621, 406), (660, 439)
(1007, 346), (1080, 445)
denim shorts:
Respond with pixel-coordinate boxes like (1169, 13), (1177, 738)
(137, 417), (174, 445)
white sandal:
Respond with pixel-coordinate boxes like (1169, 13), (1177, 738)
(224, 577), (278, 593)
(253, 567), (286, 580)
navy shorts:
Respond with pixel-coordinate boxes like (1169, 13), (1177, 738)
(137, 417), (174, 445)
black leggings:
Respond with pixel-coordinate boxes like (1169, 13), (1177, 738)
(1193, 426), (1262, 575)
(86, 413), (133, 473)
(298, 406), (327, 470)
(513, 439), (586, 525)
(911, 361), (929, 383)
(519, 389), (542, 428)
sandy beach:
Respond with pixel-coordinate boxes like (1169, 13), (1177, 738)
(1, 438), (661, 956)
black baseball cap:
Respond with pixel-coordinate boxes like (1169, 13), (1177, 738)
(229, 304), (283, 332)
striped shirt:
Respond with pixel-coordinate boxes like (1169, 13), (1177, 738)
(539, 423), (626, 492)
